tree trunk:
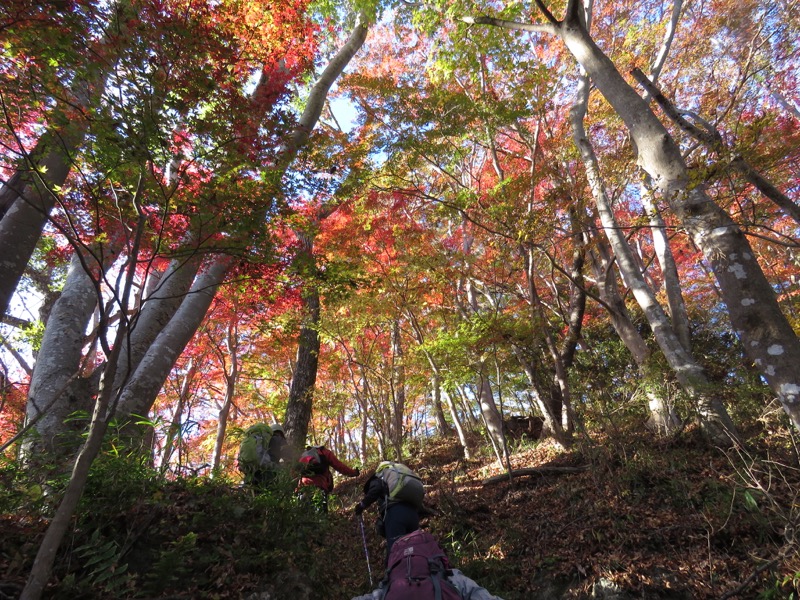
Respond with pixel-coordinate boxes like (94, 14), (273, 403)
(0, 131), (80, 318)
(443, 388), (471, 459)
(160, 359), (197, 473)
(212, 320), (239, 473)
(21, 336), (125, 600)
(568, 55), (737, 444)
(641, 190), (693, 352)
(0, 1), (134, 319)
(431, 372), (450, 436)
(24, 239), (121, 461)
(20, 214), (141, 600)
(559, 15), (800, 432)
(115, 257), (233, 445)
(283, 284), (321, 457)
(113, 253), (203, 397)
(511, 344), (568, 444)
(389, 319), (406, 460)
(587, 224), (681, 434)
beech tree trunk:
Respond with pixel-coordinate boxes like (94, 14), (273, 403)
(559, 13), (800, 432)
(465, 0), (800, 436)
(212, 320), (239, 473)
(115, 257), (233, 434)
(0, 130), (81, 318)
(569, 63), (736, 443)
(0, 2), (134, 319)
(431, 372), (450, 436)
(587, 224), (681, 435)
(24, 239), (122, 461)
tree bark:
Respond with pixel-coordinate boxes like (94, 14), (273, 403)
(160, 359), (197, 472)
(0, 1), (134, 319)
(559, 16), (800, 432)
(283, 283), (321, 457)
(114, 257), (233, 440)
(0, 130), (80, 318)
(212, 319), (239, 473)
(586, 224), (681, 435)
(24, 237), (122, 460)
(569, 62), (736, 443)
(431, 371), (450, 436)
(389, 319), (406, 460)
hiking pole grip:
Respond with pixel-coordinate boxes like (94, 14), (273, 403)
(358, 515), (373, 587)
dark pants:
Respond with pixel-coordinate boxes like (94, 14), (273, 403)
(382, 502), (420, 563)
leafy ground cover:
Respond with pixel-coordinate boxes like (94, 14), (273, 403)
(1, 426), (798, 599)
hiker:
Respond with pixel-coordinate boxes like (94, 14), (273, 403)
(296, 444), (360, 512)
(354, 461), (425, 561)
(268, 423), (290, 465)
(350, 529), (505, 600)
(237, 422), (289, 488)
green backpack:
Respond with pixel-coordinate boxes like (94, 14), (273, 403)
(376, 461), (424, 509)
(237, 424), (274, 473)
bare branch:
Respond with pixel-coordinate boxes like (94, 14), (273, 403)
(482, 464), (590, 485)
(632, 68), (800, 226)
(461, 15), (557, 35)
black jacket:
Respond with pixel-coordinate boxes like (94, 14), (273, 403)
(360, 475), (388, 512)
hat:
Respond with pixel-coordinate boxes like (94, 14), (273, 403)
(270, 423), (285, 435)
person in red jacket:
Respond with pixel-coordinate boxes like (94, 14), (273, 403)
(296, 445), (360, 512)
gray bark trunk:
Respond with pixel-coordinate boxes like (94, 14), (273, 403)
(113, 253), (202, 396)
(569, 60), (734, 442)
(443, 388), (471, 459)
(586, 225), (681, 435)
(431, 372), (450, 436)
(0, 133), (78, 318)
(0, 1), (134, 319)
(212, 321), (239, 473)
(114, 257), (233, 436)
(559, 17), (800, 432)
(24, 239), (121, 458)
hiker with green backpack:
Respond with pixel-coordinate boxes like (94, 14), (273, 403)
(237, 423), (290, 488)
(354, 461), (427, 562)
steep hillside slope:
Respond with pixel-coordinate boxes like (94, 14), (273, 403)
(1, 428), (798, 599)
(330, 430), (799, 599)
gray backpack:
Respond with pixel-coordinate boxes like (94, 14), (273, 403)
(376, 461), (424, 508)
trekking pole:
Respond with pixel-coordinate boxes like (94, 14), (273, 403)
(358, 514), (374, 586)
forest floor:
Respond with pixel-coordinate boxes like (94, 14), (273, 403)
(1, 424), (799, 599)
(327, 426), (800, 599)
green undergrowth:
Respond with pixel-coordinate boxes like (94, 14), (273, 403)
(1, 453), (343, 599)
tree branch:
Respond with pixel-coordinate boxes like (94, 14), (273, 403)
(632, 68), (800, 226)
(482, 464), (590, 485)
(461, 15), (557, 35)
(535, 0), (560, 25)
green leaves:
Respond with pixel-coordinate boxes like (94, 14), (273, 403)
(73, 530), (130, 593)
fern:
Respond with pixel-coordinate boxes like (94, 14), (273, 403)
(74, 529), (129, 593)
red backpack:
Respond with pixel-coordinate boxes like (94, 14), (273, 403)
(382, 530), (462, 600)
(299, 446), (328, 476)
